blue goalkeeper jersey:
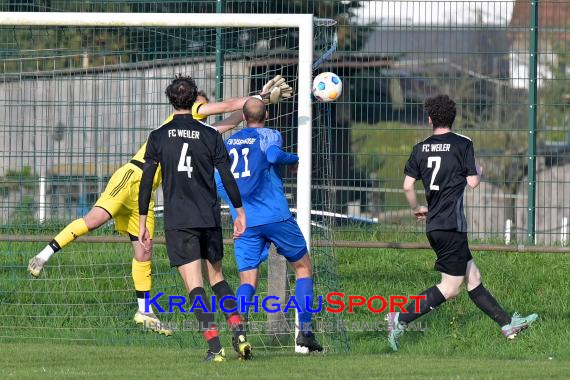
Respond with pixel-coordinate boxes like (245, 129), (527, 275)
(215, 127), (298, 227)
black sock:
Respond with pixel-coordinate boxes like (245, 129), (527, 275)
(468, 283), (511, 327)
(212, 280), (245, 338)
(48, 239), (61, 253)
(399, 286), (446, 324)
(189, 287), (222, 352)
(135, 290), (148, 299)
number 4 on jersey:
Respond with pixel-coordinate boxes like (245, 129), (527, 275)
(178, 143), (193, 178)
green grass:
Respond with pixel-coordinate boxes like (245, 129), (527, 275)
(1, 241), (569, 377)
(1, 343), (569, 379)
(351, 122), (425, 208)
(338, 249), (569, 360)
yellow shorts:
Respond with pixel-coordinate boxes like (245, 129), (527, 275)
(94, 162), (155, 238)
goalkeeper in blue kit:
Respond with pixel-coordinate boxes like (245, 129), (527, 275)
(216, 98), (322, 352)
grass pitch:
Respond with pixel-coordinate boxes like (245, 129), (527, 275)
(2, 343), (569, 379)
(1, 241), (569, 378)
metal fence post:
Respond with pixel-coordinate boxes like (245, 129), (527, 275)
(527, 0), (539, 244)
(215, 0), (225, 122)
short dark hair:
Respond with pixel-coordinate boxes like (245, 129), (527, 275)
(196, 90), (209, 102)
(243, 98), (266, 124)
(165, 75), (198, 110)
(424, 94), (456, 128)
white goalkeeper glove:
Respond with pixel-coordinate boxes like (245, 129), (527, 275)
(258, 75), (294, 104)
(261, 74), (285, 94)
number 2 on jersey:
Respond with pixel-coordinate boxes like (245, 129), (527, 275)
(427, 156), (441, 190)
(177, 143), (193, 178)
(229, 148), (251, 179)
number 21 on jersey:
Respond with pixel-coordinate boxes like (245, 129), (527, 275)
(229, 148), (251, 179)
(427, 156), (441, 190)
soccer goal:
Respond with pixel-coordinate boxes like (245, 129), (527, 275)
(0, 12), (347, 353)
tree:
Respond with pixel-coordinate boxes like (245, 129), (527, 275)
(225, 0), (364, 50)
(1, 1), (366, 70)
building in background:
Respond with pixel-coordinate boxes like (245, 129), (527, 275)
(509, 0), (570, 89)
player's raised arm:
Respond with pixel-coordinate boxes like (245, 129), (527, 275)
(197, 75), (293, 116)
(197, 96), (251, 116)
(212, 110), (244, 134)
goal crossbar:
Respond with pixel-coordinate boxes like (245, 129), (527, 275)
(0, 11), (314, 353)
(0, 11), (313, 250)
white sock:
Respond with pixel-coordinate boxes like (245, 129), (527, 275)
(137, 297), (154, 314)
(37, 245), (55, 262)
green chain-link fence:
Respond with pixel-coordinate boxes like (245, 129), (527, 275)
(0, 1), (352, 350)
(0, 0), (568, 349)
(2, 1), (567, 247)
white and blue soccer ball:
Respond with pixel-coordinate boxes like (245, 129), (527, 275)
(312, 72), (342, 102)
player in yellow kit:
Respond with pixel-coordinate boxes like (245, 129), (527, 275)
(27, 76), (293, 335)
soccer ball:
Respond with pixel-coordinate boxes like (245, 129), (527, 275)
(312, 72), (342, 102)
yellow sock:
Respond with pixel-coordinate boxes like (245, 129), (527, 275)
(53, 218), (89, 248)
(132, 259), (152, 312)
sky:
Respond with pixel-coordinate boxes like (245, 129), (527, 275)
(354, 1), (515, 26)
(353, 1), (537, 89)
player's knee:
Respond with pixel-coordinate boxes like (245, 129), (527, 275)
(132, 239), (152, 261)
(437, 282), (462, 300)
(238, 270), (258, 288)
(467, 268), (482, 291)
(447, 287), (462, 299)
(292, 251), (311, 267)
(83, 207), (110, 230)
(134, 250), (152, 262)
(291, 252), (312, 277)
(295, 266), (312, 279)
(143, 241), (153, 260)
(82, 216), (99, 230)
(442, 287), (461, 300)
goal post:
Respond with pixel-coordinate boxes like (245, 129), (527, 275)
(0, 11), (314, 248)
(0, 12), (318, 352)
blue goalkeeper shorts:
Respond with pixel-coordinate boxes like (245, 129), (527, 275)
(234, 217), (308, 272)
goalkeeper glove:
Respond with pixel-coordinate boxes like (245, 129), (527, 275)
(258, 75), (294, 104)
(261, 75), (285, 93)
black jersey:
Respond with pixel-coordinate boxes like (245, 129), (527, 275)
(139, 114), (242, 230)
(404, 132), (477, 232)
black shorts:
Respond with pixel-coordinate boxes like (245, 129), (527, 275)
(164, 227), (224, 267)
(426, 230), (473, 276)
